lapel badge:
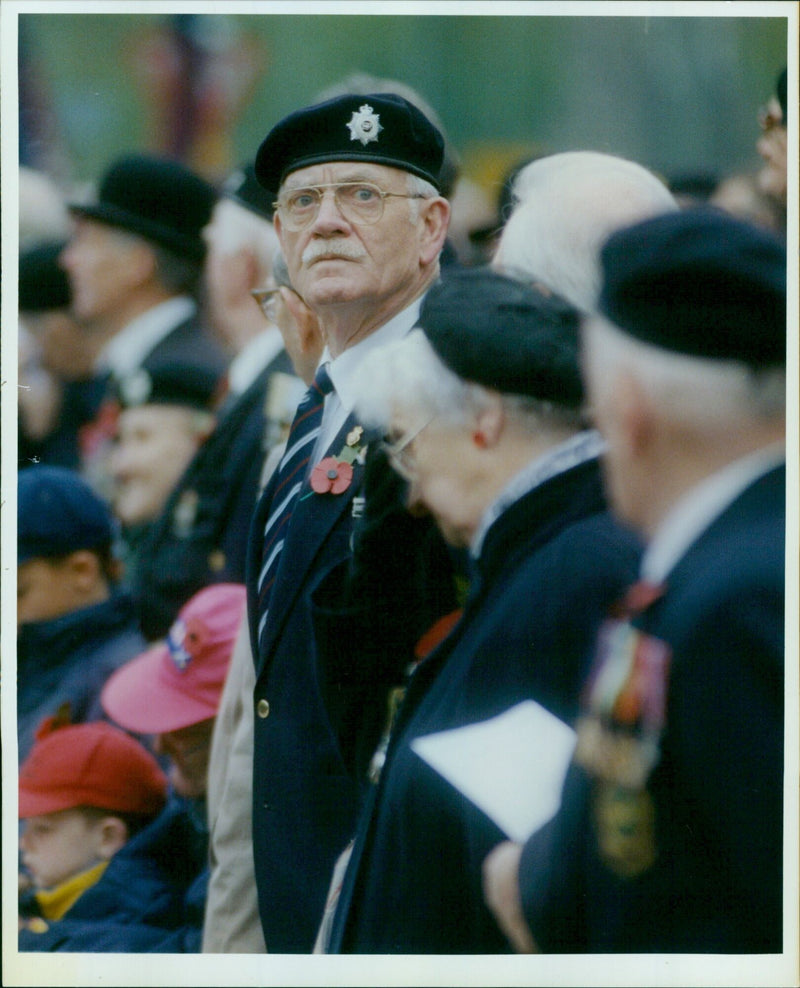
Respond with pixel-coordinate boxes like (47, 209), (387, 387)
(351, 496), (366, 519)
(172, 489), (199, 538)
(593, 783), (658, 879)
(347, 104), (383, 146)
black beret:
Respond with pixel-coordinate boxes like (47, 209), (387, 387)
(112, 361), (222, 413)
(69, 154), (217, 262)
(418, 267), (584, 407)
(18, 465), (116, 563)
(19, 241), (71, 312)
(599, 208), (786, 368)
(221, 163), (274, 220)
(255, 93), (445, 198)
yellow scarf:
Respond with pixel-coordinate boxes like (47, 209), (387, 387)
(35, 861), (109, 920)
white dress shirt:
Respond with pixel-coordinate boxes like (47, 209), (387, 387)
(95, 296), (197, 378)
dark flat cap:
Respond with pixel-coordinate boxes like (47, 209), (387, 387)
(599, 208), (786, 367)
(255, 93), (445, 197)
(221, 163), (274, 220)
(418, 267), (584, 407)
(69, 154), (217, 262)
(113, 361), (222, 412)
(18, 465), (116, 563)
(19, 241), (71, 312)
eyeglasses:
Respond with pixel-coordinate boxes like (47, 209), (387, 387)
(273, 182), (429, 231)
(250, 286), (282, 323)
(379, 414), (436, 482)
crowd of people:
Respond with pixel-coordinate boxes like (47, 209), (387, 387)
(14, 64), (788, 959)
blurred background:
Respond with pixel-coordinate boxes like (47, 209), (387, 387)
(19, 9), (788, 216)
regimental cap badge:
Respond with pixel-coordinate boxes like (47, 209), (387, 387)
(167, 617), (192, 671)
(347, 104), (383, 146)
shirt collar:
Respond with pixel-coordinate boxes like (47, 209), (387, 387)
(227, 327), (284, 396)
(641, 441), (786, 583)
(96, 296), (196, 378)
(471, 429), (607, 558)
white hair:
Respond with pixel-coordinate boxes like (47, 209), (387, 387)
(355, 328), (584, 435)
(19, 167), (71, 249)
(582, 315), (786, 430)
(207, 197), (279, 272)
(406, 173), (439, 222)
(494, 151), (678, 313)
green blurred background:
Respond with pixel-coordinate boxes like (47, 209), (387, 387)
(19, 10), (788, 209)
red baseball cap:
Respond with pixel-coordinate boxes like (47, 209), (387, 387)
(100, 583), (246, 735)
(19, 721), (168, 819)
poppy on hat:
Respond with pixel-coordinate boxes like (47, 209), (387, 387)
(100, 584), (246, 735)
(68, 154), (217, 262)
(254, 93), (445, 198)
(18, 720), (168, 819)
(598, 208), (786, 368)
(418, 267), (584, 408)
(19, 241), (71, 312)
(18, 465), (117, 565)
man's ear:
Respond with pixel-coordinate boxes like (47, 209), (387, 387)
(97, 816), (130, 860)
(615, 370), (654, 456)
(472, 394), (505, 450)
(281, 288), (323, 355)
(65, 550), (103, 593)
(419, 197), (451, 266)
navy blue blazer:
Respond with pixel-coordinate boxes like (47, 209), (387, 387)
(245, 413), (370, 952)
(518, 463), (786, 953)
(327, 456), (642, 953)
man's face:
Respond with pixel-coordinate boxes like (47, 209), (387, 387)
(756, 97), (787, 207)
(110, 404), (208, 526)
(17, 556), (87, 627)
(59, 219), (144, 327)
(153, 719), (215, 799)
(20, 808), (107, 889)
(275, 162), (440, 319)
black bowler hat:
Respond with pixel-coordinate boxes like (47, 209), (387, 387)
(113, 361), (221, 412)
(221, 163), (274, 220)
(18, 465), (116, 564)
(69, 154), (217, 262)
(418, 267), (584, 407)
(776, 67), (787, 121)
(254, 93), (445, 197)
(19, 241), (71, 312)
(599, 208), (786, 368)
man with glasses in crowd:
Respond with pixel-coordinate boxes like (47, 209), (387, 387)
(245, 92), (459, 952)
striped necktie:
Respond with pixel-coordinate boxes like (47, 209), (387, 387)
(256, 363), (334, 654)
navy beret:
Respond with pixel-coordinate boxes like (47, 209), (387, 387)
(221, 163), (274, 220)
(112, 361), (221, 412)
(19, 241), (71, 312)
(69, 154), (217, 262)
(18, 466), (116, 563)
(599, 208), (786, 367)
(255, 93), (445, 197)
(418, 267), (584, 407)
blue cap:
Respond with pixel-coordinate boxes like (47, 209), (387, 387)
(18, 466), (116, 564)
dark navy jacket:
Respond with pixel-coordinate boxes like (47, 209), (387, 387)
(17, 593), (147, 763)
(518, 464), (785, 953)
(328, 456), (642, 953)
(133, 350), (293, 640)
(19, 799), (208, 952)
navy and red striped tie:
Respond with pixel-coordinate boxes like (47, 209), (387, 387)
(256, 363), (333, 655)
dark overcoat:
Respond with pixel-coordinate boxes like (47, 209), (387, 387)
(518, 463), (785, 953)
(328, 456), (642, 953)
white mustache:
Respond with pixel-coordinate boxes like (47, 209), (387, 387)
(302, 239), (366, 265)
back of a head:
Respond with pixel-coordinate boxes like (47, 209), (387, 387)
(494, 151), (678, 313)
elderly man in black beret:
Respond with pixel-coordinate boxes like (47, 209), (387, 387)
(316, 267), (641, 953)
(243, 93), (458, 952)
(484, 208), (786, 954)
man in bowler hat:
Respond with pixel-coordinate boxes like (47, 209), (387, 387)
(484, 209), (786, 953)
(245, 92), (458, 951)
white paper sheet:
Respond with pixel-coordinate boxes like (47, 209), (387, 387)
(410, 700), (577, 843)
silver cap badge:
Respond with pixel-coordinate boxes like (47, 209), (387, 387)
(347, 104), (383, 146)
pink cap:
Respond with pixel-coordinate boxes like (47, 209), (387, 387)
(101, 584), (246, 734)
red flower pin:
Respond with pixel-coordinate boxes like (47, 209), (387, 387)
(311, 457), (353, 495)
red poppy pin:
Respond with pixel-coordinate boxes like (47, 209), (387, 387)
(310, 426), (366, 495)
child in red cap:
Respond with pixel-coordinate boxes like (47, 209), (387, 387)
(18, 720), (171, 949)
